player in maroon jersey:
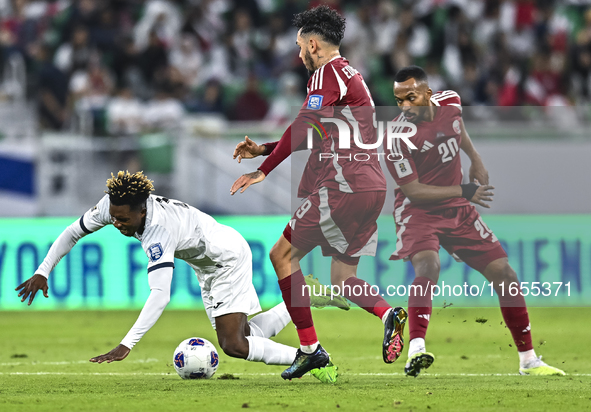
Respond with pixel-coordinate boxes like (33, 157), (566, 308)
(384, 65), (565, 377)
(230, 6), (407, 381)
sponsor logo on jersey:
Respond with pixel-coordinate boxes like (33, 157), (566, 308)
(213, 302), (223, 309)
(421, 141), (434, 153)
(307, 94), (324, 110)
(453, 119), (461, 134)
(148, 243), (164, 262)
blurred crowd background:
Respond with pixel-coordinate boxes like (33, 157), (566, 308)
(0, 0), (590, 137)
(1, 0), (591, 218)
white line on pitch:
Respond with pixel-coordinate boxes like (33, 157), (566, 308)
(1, 372), (589, 377)
(0, 358), (160, 366)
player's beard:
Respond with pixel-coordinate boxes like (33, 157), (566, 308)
(304, 49), (316, 74)
(405, 106), (428, 123)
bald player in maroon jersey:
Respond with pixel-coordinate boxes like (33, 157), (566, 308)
(230, 6), (407, 381)
(384, 65), (565, 377)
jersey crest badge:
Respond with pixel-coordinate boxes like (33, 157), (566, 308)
(307, 95), (323, 110)
(453, 119), (461, 134)
(148, 243), (164, 262)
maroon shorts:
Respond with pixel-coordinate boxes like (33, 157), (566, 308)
(284, 187), (386, 266)
(389, 204), (507, 273)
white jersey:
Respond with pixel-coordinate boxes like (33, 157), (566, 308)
(76, 194), (248, 282)
(35, 194), (258, 349)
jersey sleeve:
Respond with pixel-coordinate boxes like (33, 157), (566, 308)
(120, 265), (173, 349)
(432, 90), (462, 115)
(384, 125), (419, 186)
(141, 225), (176, 273)
(257, 63), (344, 175)
(36, 196), (111, 278)
(79, 194), (112, 234)
(262, 141), (278, 155)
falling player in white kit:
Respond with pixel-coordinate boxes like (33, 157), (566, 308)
(16, 171), (331, 379)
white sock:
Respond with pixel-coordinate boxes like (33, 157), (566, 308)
(408, 338), (426, 357)
(248, 302), (292, 338)
(381, 308), (393, 324)
(518, 349), (537, 368)
(245, 336), (298, 365)
(300, 342), (319, 354)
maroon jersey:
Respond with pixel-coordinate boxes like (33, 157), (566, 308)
(384, 90), (467, 212)
(259, 56), (386, 197)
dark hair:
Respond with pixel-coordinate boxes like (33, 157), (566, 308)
(394, 66), (429, 84)
(106, 171), (154, 210)
(292, 5), (346, 46)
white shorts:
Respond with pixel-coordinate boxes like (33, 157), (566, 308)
(198, 241), (262, 329)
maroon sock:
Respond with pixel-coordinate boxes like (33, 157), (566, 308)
(342, 277), (391, 320)
(498, 291), (533, 351)
(278, 269), (317, 346)
(408, 277), (433, 340)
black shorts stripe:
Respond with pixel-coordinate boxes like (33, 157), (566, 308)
(79, 215), (91, 234)
(147, 262), (175, 273)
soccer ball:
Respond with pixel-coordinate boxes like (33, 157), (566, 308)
(173, 337), (219, 379)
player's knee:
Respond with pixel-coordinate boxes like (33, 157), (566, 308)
(413, 255), (440, 282)
(269, 243), (287, 267)
(218, 336), (249, 359)
(485, 258), (517, 284)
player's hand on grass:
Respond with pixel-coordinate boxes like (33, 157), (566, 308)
(470, 180), (494, 208)
(90, 344), (130, 363)
(15, 274), (49, 306)
(469, 158), (489, 185)
(233, 136), (265, 163)
(230, 170), (266, 195)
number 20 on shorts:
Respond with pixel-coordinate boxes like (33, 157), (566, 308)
(474, 217), (498, 242)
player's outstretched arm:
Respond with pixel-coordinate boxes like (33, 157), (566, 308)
(459, 119), (489, 185)
(230, 170), (266, 195)
(90, 344), (130, 363)
(15, 274), (49, 306)
(233, 136), (266, 163)
(91, 266), (173, 364)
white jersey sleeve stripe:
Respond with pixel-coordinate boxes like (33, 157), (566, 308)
(331, 65), (347, 100)
(432, 93), (460, 102)
(319, 65), (324, 89)
(432, 90), (459, 99)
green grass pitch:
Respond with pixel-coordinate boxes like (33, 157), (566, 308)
(1, 307), (589, 411)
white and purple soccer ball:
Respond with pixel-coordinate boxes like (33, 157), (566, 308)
(173, 337), (219, 379)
